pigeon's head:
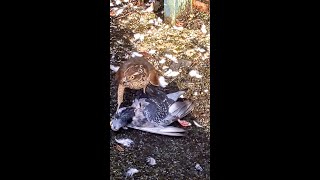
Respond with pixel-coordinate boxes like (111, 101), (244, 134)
(110, 107), (135, 131)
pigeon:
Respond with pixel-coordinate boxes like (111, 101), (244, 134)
(110, 87), (194, 136)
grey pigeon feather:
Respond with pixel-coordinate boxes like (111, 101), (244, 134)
(110, 87), (194, 136)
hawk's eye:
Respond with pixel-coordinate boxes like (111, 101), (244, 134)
(130, 75), (135, 80)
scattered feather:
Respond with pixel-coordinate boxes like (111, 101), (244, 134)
(195, 163), (203, 171)
(133, 33), (144, 41)
(189, 70), (203, 78)
(149, 19), (155, 24)
(110, 65), (120, 72)
(164, 54), (178, 63)
(195, 74), (202, 78)
(115, 8), (124, 16)
(201, 24), (207, 34)
(157, 17), (163, 24)
(195, 47), (206, 53)
(158, 76), (168, 87)
(148, 49), (156, 54)
(144, 5), (154, 13)
(173, 25), (184, 31)
(112, 7), (119, 11)
(110, 2), (114, 7)
(123, 0), (129, 2)
(154, 17), (163, 26)
(204, 89), (209, 93)
(194, 92), (198, 96)
(193, 120), (203, 128)
(115, 0), (122, 5)
(162, 65), (169, 69)
(146, 157), (156, 166)
(159, 58), (166, 64)
(115, 138), (134, 147)
(164, 69), (180, 77)
(125, 168), (139, 177)
(131, 52), (143, 57)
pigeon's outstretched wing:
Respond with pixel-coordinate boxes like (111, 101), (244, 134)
(160, 101), (195, 126)
(127, 125), (186, 136)
(166, 91), (186, 101)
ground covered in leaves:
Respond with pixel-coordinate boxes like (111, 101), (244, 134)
(108, 0), (212, 179)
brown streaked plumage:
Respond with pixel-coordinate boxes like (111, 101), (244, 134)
(115, 56), (160, 110)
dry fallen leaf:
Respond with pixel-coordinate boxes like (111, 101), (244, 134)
(115, 144), (124, 152)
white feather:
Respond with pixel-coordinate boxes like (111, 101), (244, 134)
(164, 54), (178, 63)
(149, 19), (155, 24)
(146, 157), (157, 166)
(110, 65), (120, 72)
(144, 5), (154, 12)
(125, 168), (139, 177)
(115, 0), (122, 5)
(158, 76), (168, 87)
(115, 138), (134, 147)
(173, 26), (184, 31)
(162, 65), (169, 69)
(193, 120), (203, 128)
(133, 33), (144, 41)
(195, 47), (206, 53)
(195, 163), (203, 171)
(189, 70), (203, 78)
(157, 17), (163, 24)
(131, 52), (143, 57)
(148, 49), (156, 54)
(128, 126), (185, 136)
(201, 24), (207, 34)
(115, 8), (124, 16)
(164, 69), (179, 77)
(159, 58), (166, 64)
